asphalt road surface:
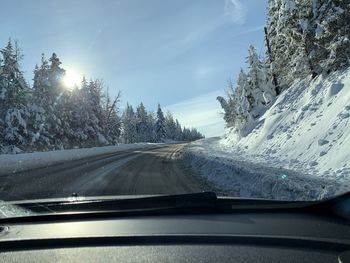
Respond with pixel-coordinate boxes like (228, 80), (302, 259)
(1, 144), (206, 201)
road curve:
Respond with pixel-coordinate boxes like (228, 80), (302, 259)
(1, 144), (205, 201)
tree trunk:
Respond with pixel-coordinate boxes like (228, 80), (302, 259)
(264, 27), (281, 95)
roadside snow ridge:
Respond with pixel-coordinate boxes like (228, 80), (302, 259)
(221, 69), (350, 190)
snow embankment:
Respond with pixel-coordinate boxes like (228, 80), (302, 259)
(183, 69), (350, 200)
(0, 143), (159, 175)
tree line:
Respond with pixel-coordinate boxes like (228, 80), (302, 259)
(218, 0), (350, 136)
(0, 40), (204, 154)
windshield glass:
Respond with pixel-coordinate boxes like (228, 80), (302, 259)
(0, 0), (349, 213)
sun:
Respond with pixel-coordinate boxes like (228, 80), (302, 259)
(63, 69), (82, 90)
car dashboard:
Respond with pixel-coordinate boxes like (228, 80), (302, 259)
(0, 208), (350, 263)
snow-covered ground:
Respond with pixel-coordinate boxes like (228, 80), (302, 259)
(183, 69), (350, 200)
(0, 143), (159, 175)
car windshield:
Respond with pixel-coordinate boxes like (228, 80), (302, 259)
(0, 0), (349, 216)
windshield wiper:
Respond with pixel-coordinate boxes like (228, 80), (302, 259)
(12, 191), (312, 213)
(14, 192), (220, 214)
(2, 191), (349, 223)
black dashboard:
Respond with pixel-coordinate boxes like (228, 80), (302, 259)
(0, 209), (350, 262)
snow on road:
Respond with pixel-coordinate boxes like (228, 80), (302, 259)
(183, 69), (350, 200)
(0, 143), (161, 175)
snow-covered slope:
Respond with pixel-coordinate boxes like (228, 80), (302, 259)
(223, 69), (350, 182)
(183, 69), (350, 200)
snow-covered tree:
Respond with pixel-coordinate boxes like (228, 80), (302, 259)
(164, 111), (177, 140)
(0, 40), (29, 152)
(246, 46), (276, 115)
(0, 39), (204, 153)
(44, 53), (66, 149)
(312, 0), (350, 72)
(121, 103), (137, 143)
(218, 46), (276, 136)
(135, 102), (151, 142)
(32, 54), (51, 107)
(103, 89), (121, 144)
(155, 103), (166, 142)
(147, 111), (157, 142)
(80, 79), (109, 146)
(26, 102), (50, 151)
(0, 40), (27, 107)
(266, 0), (350, 89)
(174, 119), (183, 141)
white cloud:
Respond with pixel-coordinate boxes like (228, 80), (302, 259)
(225, 0), (247, 25)
(165, 90), (226, 137)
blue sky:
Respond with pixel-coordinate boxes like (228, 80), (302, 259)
(0, 0), (267, 137)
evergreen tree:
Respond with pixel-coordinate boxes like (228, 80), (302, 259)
(266, 0), (350, 89)
(135, 102), (150, 142)
(155, 103), (166, 142)
(147, 111), (157, 142)
(32, 54), (50, 107)
(83, 79), (108, 146)
(246, 46), (276, 115)
(164, 111), (177, 140)
(45, 53), (66, 149)
(313, 0), (350, 72)
(0, 39), (204, 153)
(174, 119), (183, 141)
(0, 40), (27, 107)
(0, 40), (29, 152)
(68, 84), (87, 147)
(218, 47), (276, 136)
(104, 89), (121, 144)
(48, 53), (65, 100)
(121, 103), (136, 143)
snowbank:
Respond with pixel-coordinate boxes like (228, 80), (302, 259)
(183, 69), (350, 200)
(182, 138), (338, 200)
(0, 143), (160, 175)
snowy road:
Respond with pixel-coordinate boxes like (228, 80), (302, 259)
(0, 144), (205, 201)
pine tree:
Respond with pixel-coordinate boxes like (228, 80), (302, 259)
(0, 40), (29, 152)
(104, 88), (121, 144)
(135, 102), (150, 142)
(44, 53), (66, 149)
(48, 53), (65, 100)
(217, 80), (237, 128)
(0, 39), (204, 152)
(218, 70), (251, 131)
(32, 54), (51, 106)
(313, 0), (350, 72)
(121, 103), (137, 143)
(218, 47), (276, 136)
(155, 103), (166, 142)
(147, 111), (157, 142)
(164, 111), (176, 140)
(266, 0), (318, 88)
(67, 85), (86, 147)
(83, 79), (108, 146)
(266, 0), (350, 88)
(174, 119), (183, 141)
(246, 46), (276, 116)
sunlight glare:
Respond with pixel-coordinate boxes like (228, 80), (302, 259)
(63, 69), (82, 89)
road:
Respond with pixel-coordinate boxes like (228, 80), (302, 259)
(1, 144), (206, 201)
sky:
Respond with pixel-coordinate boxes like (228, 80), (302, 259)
(0, 0), (267, 137)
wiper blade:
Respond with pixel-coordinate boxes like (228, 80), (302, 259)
(0, 192), (220, 223)
(4, 192), (347, 224)
(12, 191), (317, 216)
(15, 192), (220, 214)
